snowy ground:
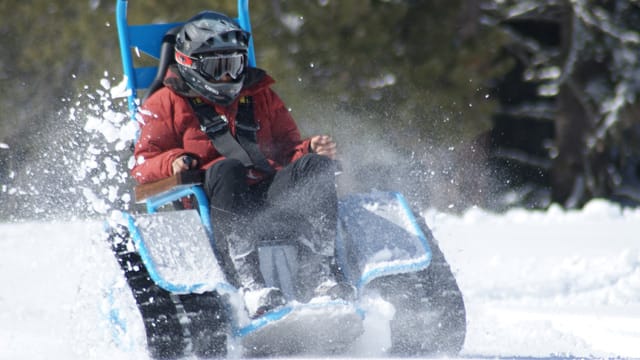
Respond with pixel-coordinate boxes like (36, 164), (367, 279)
(425, 200), (640, 358)
(1, 199), (639, 359)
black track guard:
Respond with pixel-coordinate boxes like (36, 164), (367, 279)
(365, 216), (466, 356)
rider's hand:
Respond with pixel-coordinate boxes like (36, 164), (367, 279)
(310, 135), (337, 160)
(172, 155), (197, 174)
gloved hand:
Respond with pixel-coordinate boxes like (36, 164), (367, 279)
(172, 155), (198, 174)
(310, 135), (337, 160)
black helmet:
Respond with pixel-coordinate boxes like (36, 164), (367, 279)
(175, 11), (250, 105)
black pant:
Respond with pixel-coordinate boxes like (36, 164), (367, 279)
(203, 154), (338, 289)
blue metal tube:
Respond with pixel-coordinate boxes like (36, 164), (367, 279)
(115, 0), (138, 118)
(145, 186), (214, 242)
(237, 0), (256, 67)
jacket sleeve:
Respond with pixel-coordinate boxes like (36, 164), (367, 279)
(131, 92), (188, 184)
(265, 89), (312, 165)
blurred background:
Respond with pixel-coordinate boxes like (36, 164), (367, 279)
(1, 0), (640, 221)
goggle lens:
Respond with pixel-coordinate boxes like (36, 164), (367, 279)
(197, 52), (245, 81)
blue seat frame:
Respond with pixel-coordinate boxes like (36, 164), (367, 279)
(115, 0), (256, 240)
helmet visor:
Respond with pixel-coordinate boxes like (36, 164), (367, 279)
(197, 52), (245, 81)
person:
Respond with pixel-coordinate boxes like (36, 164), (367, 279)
(131, 11), (352, 318)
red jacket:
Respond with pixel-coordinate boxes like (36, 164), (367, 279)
(132, 66), (312, 184)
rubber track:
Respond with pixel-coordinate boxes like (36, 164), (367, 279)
(107, 224), (228, 359)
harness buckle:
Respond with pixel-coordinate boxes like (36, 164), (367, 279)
(200, 115), (229, 135)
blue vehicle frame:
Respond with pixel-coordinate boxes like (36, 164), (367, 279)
(108, 0), (465, 357)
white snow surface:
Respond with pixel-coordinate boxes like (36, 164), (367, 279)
(1, 199), (639, 359)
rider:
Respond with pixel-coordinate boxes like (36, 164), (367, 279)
(131, 11), (352, 317)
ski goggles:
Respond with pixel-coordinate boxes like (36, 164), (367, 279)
(176, 50), (246, 81)
(196, 52), (246, 81)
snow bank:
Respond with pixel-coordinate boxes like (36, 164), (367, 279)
(0, 199), (638, 358)
(429, 199), (640, 358)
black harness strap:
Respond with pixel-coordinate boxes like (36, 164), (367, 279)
(189, 96), (275, 175)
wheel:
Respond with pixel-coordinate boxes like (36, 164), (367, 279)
(107, 224), (229, 359)
(366, 218), (466, 356)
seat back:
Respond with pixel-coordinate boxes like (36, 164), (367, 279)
(115, 0), (256, 118)
(140, 25), (182, 105)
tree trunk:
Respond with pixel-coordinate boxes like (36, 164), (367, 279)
(552, 82), (589, 207)
(552, 5), (582, 206)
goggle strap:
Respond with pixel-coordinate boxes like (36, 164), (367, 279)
(175, 49), (195, 68)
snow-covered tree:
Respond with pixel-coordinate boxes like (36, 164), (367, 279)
(484, 0), (640, 208)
